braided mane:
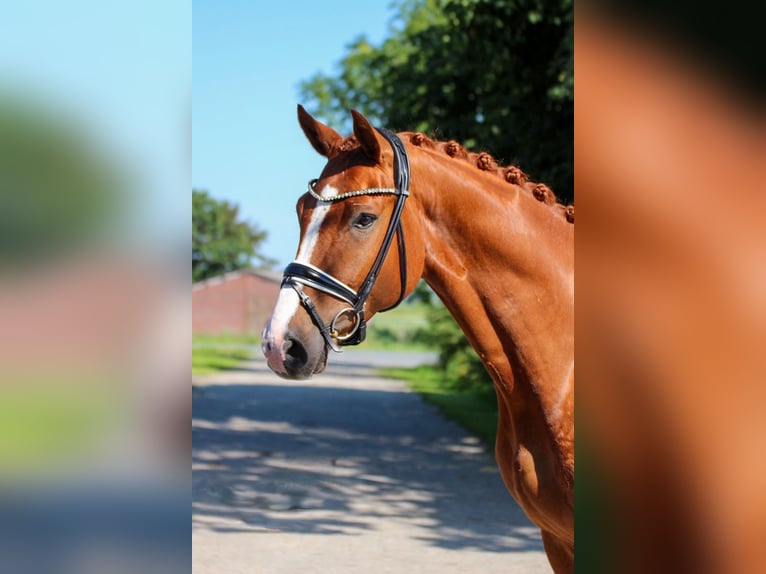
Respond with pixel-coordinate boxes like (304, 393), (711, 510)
(336, 132), (573, 223)
(405, 132), (574, 224)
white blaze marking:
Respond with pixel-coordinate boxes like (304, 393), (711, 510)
(264, 187), (337, 344)
(296, 201), (332, 263)
(264, 287), (300, 343)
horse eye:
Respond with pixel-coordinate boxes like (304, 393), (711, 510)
(353, 213), (378, 229)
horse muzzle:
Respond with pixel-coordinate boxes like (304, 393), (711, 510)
(262, 328), (328, 380)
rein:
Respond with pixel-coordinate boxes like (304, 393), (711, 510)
(280, 127), (410, 352)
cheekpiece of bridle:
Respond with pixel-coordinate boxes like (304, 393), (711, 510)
(281, 127), (410, 353)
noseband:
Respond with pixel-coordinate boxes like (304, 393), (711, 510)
(280, 128), (410, 352)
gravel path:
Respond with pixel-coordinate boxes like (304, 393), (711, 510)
(192, 351), (549, 573)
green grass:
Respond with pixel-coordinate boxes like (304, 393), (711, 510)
(380, 365), (499, 453)
(192, 343), (254, 376)
(192, 333), (259, 375)
(364, 302), (431, 351)
(0, 383), (117, 469)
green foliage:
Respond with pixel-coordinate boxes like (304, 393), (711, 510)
(300, 0), (573, 202)
(192, 189), (274, 282)
(416, 302), (494, 391)
(407, 279), (439, 304)
(365, 300), (431, 351)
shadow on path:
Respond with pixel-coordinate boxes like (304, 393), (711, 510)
(192, 357), (543, 554)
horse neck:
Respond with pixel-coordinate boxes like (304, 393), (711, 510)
(411, 147), (574, 416)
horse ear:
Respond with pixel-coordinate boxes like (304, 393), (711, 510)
(297, 104), (342, 157)
(351, 109), (381, 162)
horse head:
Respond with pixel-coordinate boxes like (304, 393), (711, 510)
(262, 106), (425, 379)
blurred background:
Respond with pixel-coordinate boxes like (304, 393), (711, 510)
(576, 3), (766, 573)
(0, 1), (190, 573)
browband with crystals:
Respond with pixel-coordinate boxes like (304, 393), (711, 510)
(307, 179), (402, 202)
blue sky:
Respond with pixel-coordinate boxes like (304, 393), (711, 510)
(193, 0), (396, 268)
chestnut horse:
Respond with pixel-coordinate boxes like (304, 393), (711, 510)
(262, 106), (574, 573)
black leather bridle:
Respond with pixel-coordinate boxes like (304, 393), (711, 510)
(280, 127), (410, 352)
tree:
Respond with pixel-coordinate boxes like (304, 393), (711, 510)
(192, 189), (274, 282)
(300, 0), (573, 203)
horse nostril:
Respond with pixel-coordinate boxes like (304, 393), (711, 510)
(283, 333), (308, 370)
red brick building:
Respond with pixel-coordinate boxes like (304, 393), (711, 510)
(192, 268), (281, 335)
